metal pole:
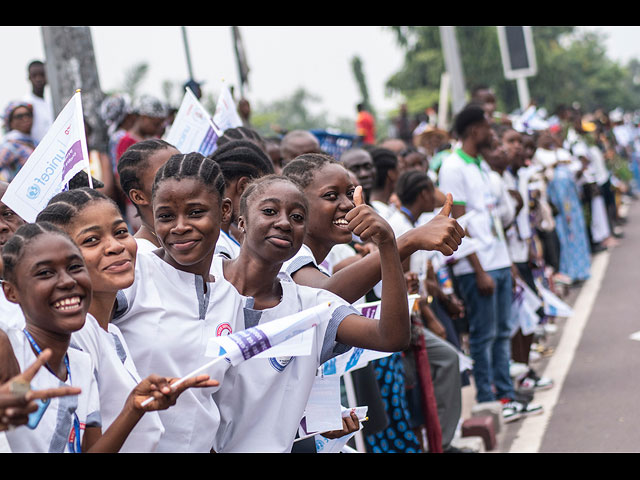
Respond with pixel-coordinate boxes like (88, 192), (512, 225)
(516, 76), (531, 111)
(181, 26), (195, 80)
(439, 26), (467, 116)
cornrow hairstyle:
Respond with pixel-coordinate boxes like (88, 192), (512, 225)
(215, 126), (266, 151)
(117, 138), (176, 205)
(369, 147), (398, 189)
(207, 139), (274, 185)
(151, 152), (226, 201)
(2, 221), (75, 283)
(282, 152), (339, 189)
(238, 174), (308, 221)
(395, 169), (434, 206)
(36, 187), (115, 228)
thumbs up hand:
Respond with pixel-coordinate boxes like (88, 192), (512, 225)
(345, 186), (395, 247)
(410, 192), (465, 256)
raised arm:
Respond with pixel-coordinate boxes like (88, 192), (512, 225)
(292, 193), (465, 304)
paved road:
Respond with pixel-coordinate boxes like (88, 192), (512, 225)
(500, 198), (640, 453)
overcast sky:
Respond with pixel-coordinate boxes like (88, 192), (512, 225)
(1, 26), (639, 127)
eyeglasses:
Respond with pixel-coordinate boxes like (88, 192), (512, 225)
(12, 112), (33, 121)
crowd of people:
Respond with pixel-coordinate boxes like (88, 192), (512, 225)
(0, 58), (638, 454)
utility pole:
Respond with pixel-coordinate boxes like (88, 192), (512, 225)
(181, 26), (195, 80)
(439, 26), (467, 118)
(40, 26), (107, 151)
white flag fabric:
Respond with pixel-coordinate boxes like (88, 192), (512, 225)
(164, 87), (222, 157)
(537, 281), (574, 318)
(510, 278), (543, 337)
(205, 301), (334, 366)
(212, 83), (243, 133)
(2, 91), (91, 222)
(319, 295), (419, 377)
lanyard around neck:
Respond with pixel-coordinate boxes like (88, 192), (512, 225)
(22, 328), (82, 453)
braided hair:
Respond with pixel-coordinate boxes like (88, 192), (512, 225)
(2, 222), (76, 284)
(215, 126), (266, 151)
(117, 139), (176, 212)
(36, 187), (115, 229)
(238, 174), (308, 221)
(207, 139), (274, 185)
(151, 152), (226, 201)
(395, 169), (434, 206)
(281, 152), (339, 189)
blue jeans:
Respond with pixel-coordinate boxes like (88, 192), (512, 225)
(456, 267), (514, 403)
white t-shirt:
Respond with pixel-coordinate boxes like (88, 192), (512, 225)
(4, 327), (101, 453)
(437, 149), (512, 276)
(71, 313), (165, 453)
(23, 91), (53, 144)
(387, 208), (430, 279)
(112, 250), (242, 453)
(209, 256), (356, 453)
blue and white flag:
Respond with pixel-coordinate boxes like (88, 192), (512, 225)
(165, 87), (222, 157)
(205, 301), (334, 366)
(2, 91), (92, 222)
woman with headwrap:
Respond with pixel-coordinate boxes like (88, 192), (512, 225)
(0, 102), (37, 182)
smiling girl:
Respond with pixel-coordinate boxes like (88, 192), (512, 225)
(0, 222), (199, 452)
(208, 173), (410, 452)
(34, 188), (216, 452)
(111, 152), (242, 452)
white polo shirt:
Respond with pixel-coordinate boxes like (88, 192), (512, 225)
(71, 313), (165, 453)
(112, 250), (242, 453)
(210, 256), (356, 453)
(437, 148), (512, 276)
(4, 327), (101, 453)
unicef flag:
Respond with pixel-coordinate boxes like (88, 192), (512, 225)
(2, 91), (92, 222)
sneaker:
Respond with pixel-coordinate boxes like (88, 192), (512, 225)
(501, 399), (524, 423)
(519, 369), (554, 391)
(521, 401), (544, 417)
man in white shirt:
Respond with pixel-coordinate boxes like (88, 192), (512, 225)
(438, 104), (521, 420)
(22, 60), (53, 144)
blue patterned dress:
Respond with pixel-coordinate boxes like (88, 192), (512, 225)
(364, 352), (422, 453)
(546, 164), (591, 282)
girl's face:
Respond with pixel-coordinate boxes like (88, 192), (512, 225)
(4, 233), (92, 335)
(239, 180), (307, 265)
(304, 163), (355, 247)
(153, 177), (228, 273)
(68, 200), (137, 295)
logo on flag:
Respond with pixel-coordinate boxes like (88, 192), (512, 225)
(2, 91), (92, 222)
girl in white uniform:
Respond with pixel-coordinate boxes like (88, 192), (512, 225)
(0, 222), (196, 452)
(35, 188), (216, 452)
(207, 139), (274, 260)
(281, 153), (465, 305)
(210, 174), (411, 453)
(116, 139), (181, 254)
(112, 152), (240, 453)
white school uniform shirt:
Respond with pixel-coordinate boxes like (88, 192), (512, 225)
(214, 229), (242, 260)
(70, 313), (165, 453)
(134, 237), (159, 255)
(112, 250), (241, 453)
(3, 327), (101, 453)
(210, 256), (357, 453)
(437, 148), (512, 276)
(0, 295), (24, 331)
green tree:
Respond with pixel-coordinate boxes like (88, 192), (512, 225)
(385, 26), (640, 122)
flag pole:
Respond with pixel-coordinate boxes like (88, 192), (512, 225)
(74, 89), (93, 189)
